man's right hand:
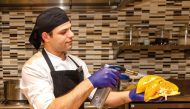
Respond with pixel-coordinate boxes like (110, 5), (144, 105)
(88, 67), (120, 88)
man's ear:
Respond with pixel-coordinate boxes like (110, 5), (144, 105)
(41, 32), (50, 42)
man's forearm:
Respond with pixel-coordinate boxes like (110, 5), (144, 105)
(48, 79), (94, 109)
(104, 91), (132, 107)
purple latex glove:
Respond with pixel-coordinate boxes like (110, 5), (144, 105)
(88, 67), (120, 88)
(129, 88), (165, 102)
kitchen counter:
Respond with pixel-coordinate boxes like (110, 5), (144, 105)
(167, 95), (190, 101)
(127, 95), (190, 109)
(0, 102), (121, 109)
(129, 101), (190, 109)
(2, 95), (189, 109)
(0, 104), (30, 109)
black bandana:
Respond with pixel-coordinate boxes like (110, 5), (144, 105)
(29, 7), (70, 50)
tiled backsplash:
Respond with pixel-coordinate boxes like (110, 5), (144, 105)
(0, 0), (190, 97)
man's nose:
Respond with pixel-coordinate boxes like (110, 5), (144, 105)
(68, 29), (74, 38)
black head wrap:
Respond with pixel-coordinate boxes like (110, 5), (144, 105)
(29, 7), (70, 50)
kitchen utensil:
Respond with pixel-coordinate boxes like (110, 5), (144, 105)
(91, 65), (138, 109)
(4, 79), (27, 102)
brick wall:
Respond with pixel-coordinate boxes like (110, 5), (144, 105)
(0, 0), (190, 97)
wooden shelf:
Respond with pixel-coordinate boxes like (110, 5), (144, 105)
(113, 44), (190, 58)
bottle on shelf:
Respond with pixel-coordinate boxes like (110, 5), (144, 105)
(126, 24), (140, 45)
(179, 24), (189, 45)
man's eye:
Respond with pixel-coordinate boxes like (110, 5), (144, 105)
(60, 30), (67, 34)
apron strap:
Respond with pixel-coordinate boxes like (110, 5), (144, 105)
(68, 56), (80, 67)
(42, 49), (55, 71)
(42, 49), (80, 71)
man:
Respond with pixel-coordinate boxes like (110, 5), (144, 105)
(21, 7), (162, 109)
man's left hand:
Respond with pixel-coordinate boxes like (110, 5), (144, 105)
(129, 88), (165, 102)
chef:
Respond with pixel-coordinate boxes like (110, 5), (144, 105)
(21, 7), (163, 109)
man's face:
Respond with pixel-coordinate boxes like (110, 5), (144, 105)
(48, 21), (74, 52)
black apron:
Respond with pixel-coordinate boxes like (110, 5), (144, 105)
(42, 49), (84, 109)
